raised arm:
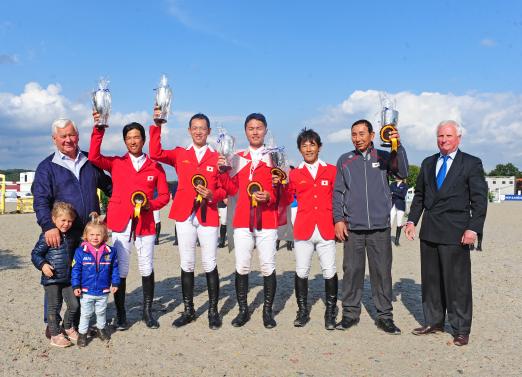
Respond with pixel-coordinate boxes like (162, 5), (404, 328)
(89, 126), (116, 172)
(149, 125), (178, 166)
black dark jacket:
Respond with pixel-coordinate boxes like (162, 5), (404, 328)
(390, 181), (409, 211)
(408, 150), (488, 245)
(31, 233), (76, 285)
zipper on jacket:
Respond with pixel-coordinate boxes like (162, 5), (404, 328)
(363, 155), (371, 229)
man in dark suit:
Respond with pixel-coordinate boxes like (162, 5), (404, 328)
(404, 120), (487, 346)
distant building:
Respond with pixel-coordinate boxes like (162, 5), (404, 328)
(19, 172), (35, 193)
(485, 176), (515, 201)
(516, 178), (522, 195)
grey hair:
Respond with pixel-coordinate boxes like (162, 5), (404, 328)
(51, 118), (78, 135)
(436, 120), (462, 136)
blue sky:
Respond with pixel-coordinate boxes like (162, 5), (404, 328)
(1, 0), (522, 178)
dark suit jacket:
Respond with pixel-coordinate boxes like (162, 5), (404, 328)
(408, 149), (488, 245)
(390, 181), (409, 211)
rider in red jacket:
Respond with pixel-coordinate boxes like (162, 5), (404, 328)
(89, 113), (169, 330)
(149, 109), (231, 330)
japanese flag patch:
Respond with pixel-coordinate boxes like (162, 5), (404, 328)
(321, 180), (328, 186)
(206, 166), (214, 172)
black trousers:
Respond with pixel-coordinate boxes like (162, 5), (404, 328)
(340, 228), (393, 320)
(44, 284), (79, 336)
(420, 240), (472, 335)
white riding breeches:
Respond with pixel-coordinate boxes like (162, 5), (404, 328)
(112, 220), (156, 278)
(176, 215), (218, 273)
(233, 228), (277, 276)
(390, 205), (405, 228)
(294, 226), (336, 279)
(218, 207), (227, 226)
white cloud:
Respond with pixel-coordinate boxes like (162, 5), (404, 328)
(309, 90), (522, 170)
(480, 38), (496, 47)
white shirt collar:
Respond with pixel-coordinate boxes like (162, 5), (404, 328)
(439, 149), (458, 160)
(129, 153), (146, 163)
(298, 158), (326, 169)
(186, 143), (215, 152)
(58, 149), (81, 162)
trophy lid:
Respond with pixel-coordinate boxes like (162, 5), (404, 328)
(158, 74), (170, 88)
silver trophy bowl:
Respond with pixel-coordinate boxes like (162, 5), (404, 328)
(92, 79), (111, 127)
(381, 107), (399, 127)
(216, 128), (236, 172)
(154, 74), (173, 123)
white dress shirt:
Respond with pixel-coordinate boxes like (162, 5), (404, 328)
(435, 149), (458, 177)
(129, 153), (146, 172)
(57, 149), (86, 180)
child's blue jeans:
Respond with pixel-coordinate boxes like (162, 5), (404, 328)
(79, 294), (109, 334)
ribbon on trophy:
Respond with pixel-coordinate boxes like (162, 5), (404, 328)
(270, 167), (287, 207)
(191, 174), (208, 222)
(263, 143), (288, 208)
(130, 191), (148, 241)
(379, 124), (398, 152)
(379, 94), (399, 153)
(247, 181), (263, 232)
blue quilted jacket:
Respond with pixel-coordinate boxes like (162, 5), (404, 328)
(71, 243), (120, 296)
(31, 232), (76, 285)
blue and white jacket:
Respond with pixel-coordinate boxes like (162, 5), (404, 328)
(71, 242), (120, 296)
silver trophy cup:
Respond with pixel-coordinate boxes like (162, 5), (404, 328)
(92, 79), (111, 127)
(380, 107), (399, 148)
(154, 74), (173, 123)
(216, 128), (236, 172)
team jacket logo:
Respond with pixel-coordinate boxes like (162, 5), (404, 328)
(372, 162), (380, 168)
(206, 166), (214, 172)
(147, 176), (154, 181)
(182, 160), (191, 164)
(321, 180), (329, 186)
(299, 180), (307, 184)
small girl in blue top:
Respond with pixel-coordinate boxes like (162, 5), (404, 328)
(72, 215), (119, 347)
(31, 202), (80, 348)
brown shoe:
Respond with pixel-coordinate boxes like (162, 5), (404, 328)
(50, 334), (72, 348)
(65, 328), (79, 342)
(453, 334), (469, 346)
(411, 324), (444, 335)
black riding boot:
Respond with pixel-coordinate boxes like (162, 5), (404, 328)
(173, 270), (196, 327)
(394, 226), (402, 246)
(114, 277), (128, 330)
(218, 225), (227, 248)
(231, 272), (250, 327)
(293, 274), (310, 327)
(324, 274), (338, 330)
(154, 222), (161, 245)
(173, 227), (178, 246)
(142, 271), (159, 329)
(263, 271), (277, 329)
(206, 267), (222, 330)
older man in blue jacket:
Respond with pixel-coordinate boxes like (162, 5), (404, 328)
(32, 118), (112, 337)
(32, 118), (112, 246)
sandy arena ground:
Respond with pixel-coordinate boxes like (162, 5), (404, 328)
(1, 201), (521, 376)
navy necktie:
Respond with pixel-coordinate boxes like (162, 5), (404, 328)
(436, 155), (449, 190)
